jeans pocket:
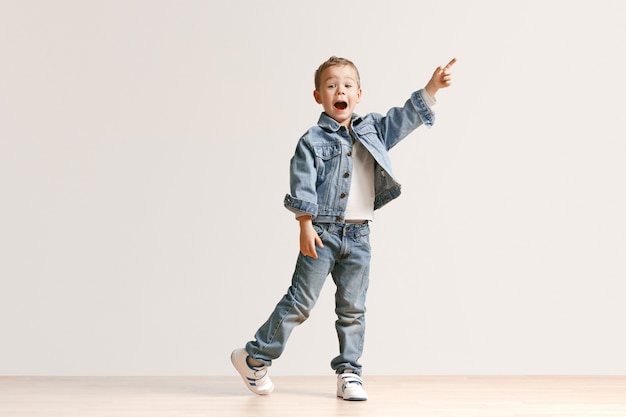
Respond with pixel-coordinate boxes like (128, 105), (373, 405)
(312, 223), (326, 238)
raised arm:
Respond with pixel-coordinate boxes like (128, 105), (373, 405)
(377, 58), (457, 149)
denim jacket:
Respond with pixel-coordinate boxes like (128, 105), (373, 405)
(284, 89), (435, 223)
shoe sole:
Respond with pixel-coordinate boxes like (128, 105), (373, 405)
(337, 392), (368, 401)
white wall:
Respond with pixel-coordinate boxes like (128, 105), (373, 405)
(1, 0), (625, 376)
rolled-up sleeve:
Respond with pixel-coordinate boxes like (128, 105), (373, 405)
(284, 137), (319, 218)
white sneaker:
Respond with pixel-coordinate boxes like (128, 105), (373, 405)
(230, 348), (274, 395)
(337, 372), (368, 401)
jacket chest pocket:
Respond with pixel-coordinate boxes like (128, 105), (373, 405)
(313, 145), (342, 184)
(354, 125), (377, 135)
(353, 126), (381, 147)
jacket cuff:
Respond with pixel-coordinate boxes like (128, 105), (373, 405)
(411, 89), (436, 127)
(284, 194), (318, 217)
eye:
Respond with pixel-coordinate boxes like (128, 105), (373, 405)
(345, 84), (353, 89)
(327, 84), (336, 89)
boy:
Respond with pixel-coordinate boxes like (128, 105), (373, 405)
(232, 56), (456, 400)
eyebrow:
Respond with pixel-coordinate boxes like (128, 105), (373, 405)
(323, 77), (357, 84)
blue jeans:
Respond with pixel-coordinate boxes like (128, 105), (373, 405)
(246, 222), (371, 375)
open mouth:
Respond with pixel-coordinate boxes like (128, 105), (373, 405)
(334, 101), (348, 110)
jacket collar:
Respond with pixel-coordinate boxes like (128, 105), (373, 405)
(317, 112), (363, 132)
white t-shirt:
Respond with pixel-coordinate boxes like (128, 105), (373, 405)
(344, 140), (375, 221)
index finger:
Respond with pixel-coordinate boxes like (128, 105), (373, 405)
(444, 57), (457, 69)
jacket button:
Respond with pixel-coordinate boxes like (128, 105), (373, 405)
(343, 172), (350, 178)
(347, 151), (352, 156)
(336, 216), (342, 221)
(340, 192), (346, 198)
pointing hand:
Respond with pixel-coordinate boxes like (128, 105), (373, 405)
(425, 57), (457, 97)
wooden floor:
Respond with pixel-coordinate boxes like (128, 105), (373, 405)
(1, 376), (625, 417)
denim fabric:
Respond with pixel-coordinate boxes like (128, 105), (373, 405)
(246, 222), (371, 375)
(284, 89), (435, 223)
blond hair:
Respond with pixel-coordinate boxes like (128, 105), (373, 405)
(314, 56), (361, 90)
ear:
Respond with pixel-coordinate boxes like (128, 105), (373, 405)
(356, 88), (362, 103)
(313, 90), (322, 104)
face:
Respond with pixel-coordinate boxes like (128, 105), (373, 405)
(314, 64), (362, 127)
